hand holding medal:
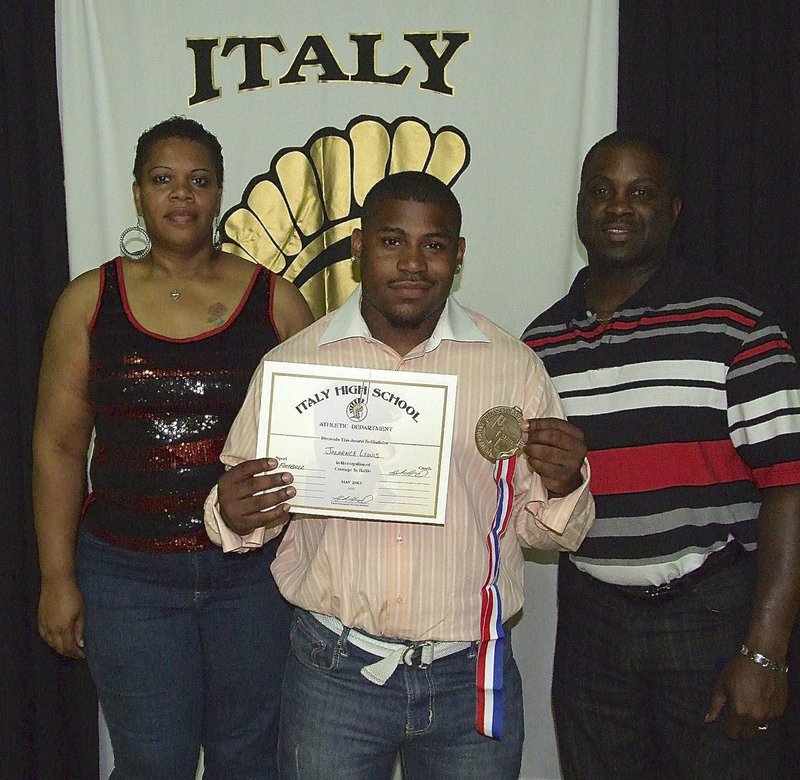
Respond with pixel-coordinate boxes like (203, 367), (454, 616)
(475, 406), (586, 497)
(521, 417), (586, 497)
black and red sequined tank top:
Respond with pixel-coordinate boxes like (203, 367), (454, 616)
(83, 257), (281, 552)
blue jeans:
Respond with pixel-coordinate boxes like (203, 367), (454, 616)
(552, 553), (787, 780)
(278, 609), (523, 780)
(76, 528), (291, 780)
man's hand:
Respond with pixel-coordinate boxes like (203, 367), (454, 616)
(704, 653), (788, 739)
(218, 457), (296, 535)
(522, 418), (586, 497)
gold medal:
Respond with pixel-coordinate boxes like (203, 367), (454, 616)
(474, 406), (524, 462)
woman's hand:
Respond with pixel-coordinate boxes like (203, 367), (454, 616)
(38, 574), (86, 660)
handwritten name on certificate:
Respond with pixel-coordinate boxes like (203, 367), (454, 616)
(256, 362), (458, 525)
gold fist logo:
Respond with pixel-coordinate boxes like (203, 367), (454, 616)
(220, 115), (471, 317)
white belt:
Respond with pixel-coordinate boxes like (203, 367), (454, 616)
(310, 612), (471, 686)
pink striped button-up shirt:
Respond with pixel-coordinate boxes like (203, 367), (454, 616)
(205, 289), (593, 641)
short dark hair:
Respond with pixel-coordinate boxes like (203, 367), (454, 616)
(133, 116), (224, 186)
(361, 171), (462, 233)
(581, 129), (680, 197)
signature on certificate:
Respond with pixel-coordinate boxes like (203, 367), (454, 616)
(388, 467), (432, 478)
(331, 494), (375, 507)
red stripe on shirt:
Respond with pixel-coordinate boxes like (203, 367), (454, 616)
(642, 308), (755, 327)
(751, 461), (800, 489)
(588, 440), (753, 495)
(731, 339), (793, 365)
(524, 332), (578, 349)
(526, 308), (757, 349)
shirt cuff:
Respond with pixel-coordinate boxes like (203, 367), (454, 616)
(525, 459), (591, 534)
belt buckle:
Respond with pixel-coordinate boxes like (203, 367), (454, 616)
(645, 581), (675, 599)
(402, 641), (434, 669)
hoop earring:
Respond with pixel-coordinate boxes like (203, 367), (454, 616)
(212, 216), (222, 253)
(119, 217), (151, 260)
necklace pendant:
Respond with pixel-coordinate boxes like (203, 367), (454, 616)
(170, 289), (181, 301)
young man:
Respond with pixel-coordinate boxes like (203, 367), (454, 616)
(524, 131), (800, 779)
(204, 171), (594, 779)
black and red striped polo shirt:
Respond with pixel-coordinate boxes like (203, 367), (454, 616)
(523, 260), (800, 586)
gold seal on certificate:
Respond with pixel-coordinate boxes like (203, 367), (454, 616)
(474, 406), (524, 462)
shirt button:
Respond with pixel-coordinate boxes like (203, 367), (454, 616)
(396, 596), (404, 603)
(396, 536), (404, 544)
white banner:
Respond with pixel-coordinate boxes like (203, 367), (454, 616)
(56, 2), (617, 777)
(56, 0), (616, 335)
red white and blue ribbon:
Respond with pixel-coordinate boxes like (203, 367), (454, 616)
(475, 454), (517, 739)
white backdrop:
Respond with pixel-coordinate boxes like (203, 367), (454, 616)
(56, 2), (617, 777)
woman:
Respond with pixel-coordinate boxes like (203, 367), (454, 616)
(33, 116), (314, 779)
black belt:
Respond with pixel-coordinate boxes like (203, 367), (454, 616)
(611, 542), (746, 603)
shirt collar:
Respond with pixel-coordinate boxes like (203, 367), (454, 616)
(565, 257), (686, 326)
(318, 285), (489, 352)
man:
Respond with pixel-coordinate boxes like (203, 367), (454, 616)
(523, 130), (800, 779)
(204, 171), (594, 779)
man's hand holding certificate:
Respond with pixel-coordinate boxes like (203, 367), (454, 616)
(255, 362), (457, 525)
(217, 456), (296, 537)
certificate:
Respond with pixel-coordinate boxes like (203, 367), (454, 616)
(256, 362), (458, 524)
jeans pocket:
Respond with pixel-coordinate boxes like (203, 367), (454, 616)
(289, 612), (341, 672)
